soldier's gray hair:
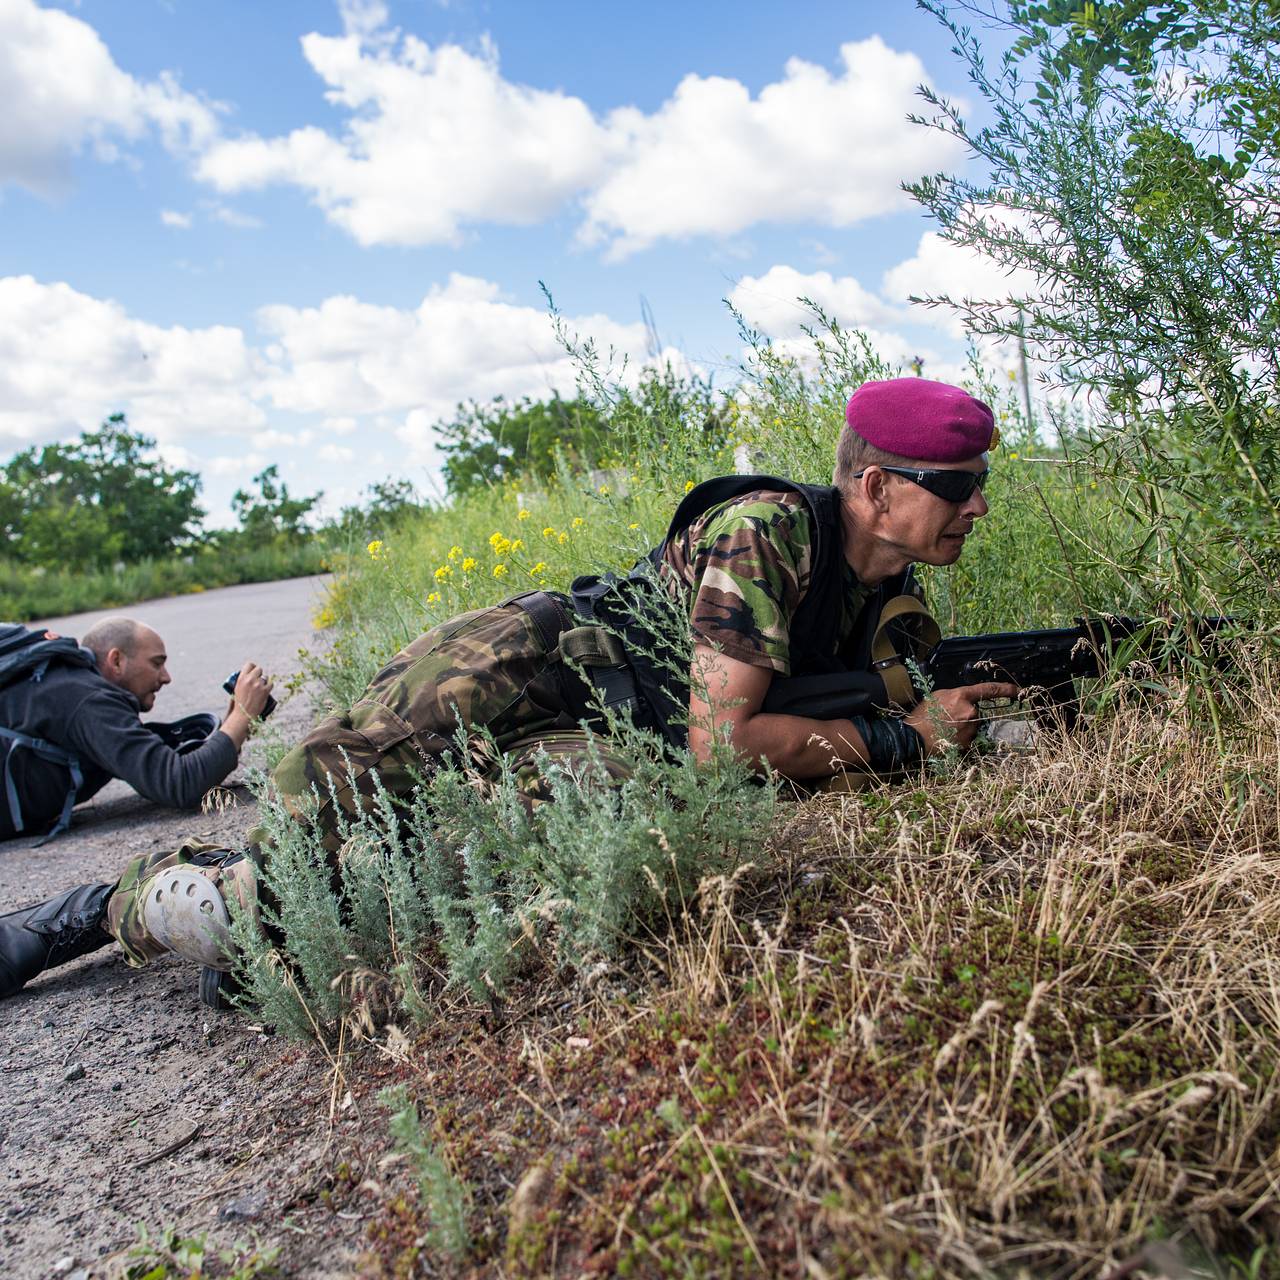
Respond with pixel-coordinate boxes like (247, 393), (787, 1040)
(81, 617), (142, 664)
(834, 427), (919, 496)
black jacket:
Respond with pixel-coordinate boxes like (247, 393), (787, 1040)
(0, 664), (237, 837)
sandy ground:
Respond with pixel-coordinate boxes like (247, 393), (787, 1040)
(0, 577), (369, 1277)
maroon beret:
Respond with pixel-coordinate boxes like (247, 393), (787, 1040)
(844, 377), (994, 463)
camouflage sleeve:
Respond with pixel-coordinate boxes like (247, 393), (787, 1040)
(662, 489), (813, 674)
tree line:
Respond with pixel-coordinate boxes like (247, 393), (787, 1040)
(0, 414), (421, 572)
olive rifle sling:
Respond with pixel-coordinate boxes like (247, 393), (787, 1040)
(869, 595), (943, 710)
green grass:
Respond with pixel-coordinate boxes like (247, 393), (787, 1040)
(272, 331), (1279, 1277)
(0, 539), (329, 621)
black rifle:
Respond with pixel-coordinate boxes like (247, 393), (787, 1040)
(761, 616), (1234, 728)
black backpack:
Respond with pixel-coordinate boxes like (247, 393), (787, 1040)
(0, 625), (96, 843)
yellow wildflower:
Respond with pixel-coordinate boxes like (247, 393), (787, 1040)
(517, 508), (531, 521)
(530, 562), (547, 576)
(1008, 369), (1018, 381)
(366, 539), (383, 559)
(558, 532), (569, 545)
(426, 591), (441, 604)
(1009, 452), (1019, 460)
(1089, 481), (1098, 490)
(510, 538), (524, 552)
(684, 480), (695, 493)
(542, 526), (555, 539)
(434, 565), (453, 582)
(628, 522), (640, 530)
(489, 532), (512, 556)
(598, 484), (610, 496)
(571, 517), (585, 529)
(493, 563), (509, 578)
(461, 557), (477, 572)
(447, 545), (463, 562)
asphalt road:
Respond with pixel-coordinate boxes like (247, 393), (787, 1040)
(37, 573), (332, 728)
(0, 573), (330, 906)
(0, 573), (357, 1278)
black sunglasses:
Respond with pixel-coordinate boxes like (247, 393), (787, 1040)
(851, 465), (990, 503)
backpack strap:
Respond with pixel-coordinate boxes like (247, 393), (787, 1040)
(0, 726), (84, 844)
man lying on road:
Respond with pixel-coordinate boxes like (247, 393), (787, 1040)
(0, 616), (274, 842)
(0, 378), (1015, 1004)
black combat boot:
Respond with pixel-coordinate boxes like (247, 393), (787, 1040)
(199, 965), (239, 1010)
(0, 882), (115, 998)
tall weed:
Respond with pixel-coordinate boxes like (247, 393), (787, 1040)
(229, 726), (771, 1038)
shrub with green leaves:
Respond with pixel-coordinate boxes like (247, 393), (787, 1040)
(910, 0), (1280, 620)
(229, 718), (772, 1038)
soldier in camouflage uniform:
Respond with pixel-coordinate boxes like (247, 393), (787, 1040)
(0, 377), (1017, 1001)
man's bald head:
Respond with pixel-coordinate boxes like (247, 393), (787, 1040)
(82, 618), (171, 710)
(81, 617), (144, 666)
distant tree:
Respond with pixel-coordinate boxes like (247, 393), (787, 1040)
(0, 414), (204, 569)
(231, 465), (320, 541)
(334, 477), (425, 541)
(438, 394), (608, 498)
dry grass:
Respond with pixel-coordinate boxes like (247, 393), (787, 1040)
(341, 677), (1280, 1278)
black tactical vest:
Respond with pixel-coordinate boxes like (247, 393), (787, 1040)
(567, 474), (919, 747)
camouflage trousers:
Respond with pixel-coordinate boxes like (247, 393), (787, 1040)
(106, 597), (630, 967)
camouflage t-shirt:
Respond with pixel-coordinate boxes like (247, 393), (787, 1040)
(660, 488), (869, 675)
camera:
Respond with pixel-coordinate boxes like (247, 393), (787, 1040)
(222, 670), (277, 719)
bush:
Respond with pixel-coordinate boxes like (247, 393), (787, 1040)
(229, 717), (772, 1039)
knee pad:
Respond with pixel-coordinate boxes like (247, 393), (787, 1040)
(139, 868), (233, 970)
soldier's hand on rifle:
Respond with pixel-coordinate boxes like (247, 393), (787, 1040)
(906, 681), (1019, 754)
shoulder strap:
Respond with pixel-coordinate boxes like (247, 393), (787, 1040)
(0, 726), (83, 843)
(657, 473), (830, 553)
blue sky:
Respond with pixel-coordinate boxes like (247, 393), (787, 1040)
(0, 0), (1017, 523)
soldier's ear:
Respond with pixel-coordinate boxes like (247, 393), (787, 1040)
(863, 467), (892, 511)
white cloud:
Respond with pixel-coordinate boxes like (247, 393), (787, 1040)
(191, 14), (960, 254)
(0, 6), (967, 258)
(207, 452), (268, 478)
(728, 265), (903, 339)
(0, 276), (262, 451)
(197, 32), (609, 247)
(160, 208), (192, 229)
(254, 272), (653, 418)
(0, 273), (666, 481)
(209, 203), (262, 229)
(725, 262), (974, 382)
(882, 228), (1038, 338)
(583, 38), (964, 258)
(0, 0), (218, 196)
(337, 0), (392, 43)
